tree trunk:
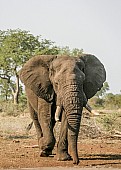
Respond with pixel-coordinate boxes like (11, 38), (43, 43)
(11, 74), (20, 105)
(5, 94), (8, 101)
(13, 91), (19, 105)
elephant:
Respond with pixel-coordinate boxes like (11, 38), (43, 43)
(19, 54), (106, 164)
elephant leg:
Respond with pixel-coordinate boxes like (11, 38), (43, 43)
(28, 102), (43, 139)
(51, 100), (56, 129)
(57, 111), (72, 161)
(38, 98), (56, 157)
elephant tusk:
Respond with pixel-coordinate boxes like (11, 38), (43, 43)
(85, 103), (99, 116)
(55, 106), (62, 122)
(91, 109), (100, 116)
(85, 103), (92, 112)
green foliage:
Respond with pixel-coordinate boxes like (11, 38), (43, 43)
(90, 92), (121, 109)
(97, 112), (121, 132)
(0, 29), (42, 103)
(0, 29), (60, 103)
(1, 28), (120, 112)
(95, 98), (105, 107)
(0, 29), (41, 75)
(58, 46), (83, 56)
(58, 46), (71, 55)
(89, 96), (105, 109)
(89, 82), (110, 108)
(35, 39), (59, 55)
(95, 82), (109, 98)
(19, 92), (27, 106)
(0, 100), (27, 117)
(71, 48), (83, 56)
(0, 29), (84, 104)
(104, 93), (121, 109)
(0, 78), (11, 100)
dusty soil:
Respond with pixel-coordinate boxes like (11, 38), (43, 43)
(0, 114), (121, 169)
(0, 137), (121, 169)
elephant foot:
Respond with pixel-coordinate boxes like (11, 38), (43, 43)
(57, 152), (72, 161)
(40, 149), (52, 157)
(73, 158), (79, 165)
(38, 136), (55, 157)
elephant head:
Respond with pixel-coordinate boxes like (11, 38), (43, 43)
(20, 54), (106, 164)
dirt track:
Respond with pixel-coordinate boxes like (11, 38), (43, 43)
(0, 114), (121, 169)
(0, 137), (121, 169)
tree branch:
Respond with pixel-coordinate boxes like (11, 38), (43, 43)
(0, 74), (10, 83)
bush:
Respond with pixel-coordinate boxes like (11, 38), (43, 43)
(96, 111), (121, 133)
(89, 97), (105, 109)
(89, 93), (121, 109)
(0, 100), (27, 117)
(104, 93), (121, 109)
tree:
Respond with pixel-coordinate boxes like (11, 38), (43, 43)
(0, 29), (61, 104)
(90, 82), (109, 108)
(0, 29), (41, 104)
(36, 39), (59, 55)
(95, 82), (109, 98)
(105, 93), (121, 109)
(71, 48), (83, 56)
(58, 46), (83, 56)
(0, 29), (84, 104)
(58, 46), (71, 55)
(0, 78), (11, 100)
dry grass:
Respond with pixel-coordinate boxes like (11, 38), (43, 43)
(0, 109), (121, 140)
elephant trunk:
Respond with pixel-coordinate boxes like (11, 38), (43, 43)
(63, 83), (83, 164)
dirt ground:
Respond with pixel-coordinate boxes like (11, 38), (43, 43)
(0, 137), (121, 169)
(0, 114), (121, 169)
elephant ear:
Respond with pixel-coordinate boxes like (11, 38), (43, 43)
(80, 54), (106, 99)
(19, 55), (57, 102)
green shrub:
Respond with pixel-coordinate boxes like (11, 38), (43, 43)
(0, 100), (27, 117)
(104, 93), (121, 109)
(97, 112), (121, 133)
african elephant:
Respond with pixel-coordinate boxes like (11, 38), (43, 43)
(19, 54), (106, 164)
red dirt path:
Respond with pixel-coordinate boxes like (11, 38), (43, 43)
(0, 137), (121, 169)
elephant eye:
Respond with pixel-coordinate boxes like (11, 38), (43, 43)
(55, 81), (58, 86)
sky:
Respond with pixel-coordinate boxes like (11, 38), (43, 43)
(0, 0), (121, 94)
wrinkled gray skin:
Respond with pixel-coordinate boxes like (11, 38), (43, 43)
(20, 54), (106, 164)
